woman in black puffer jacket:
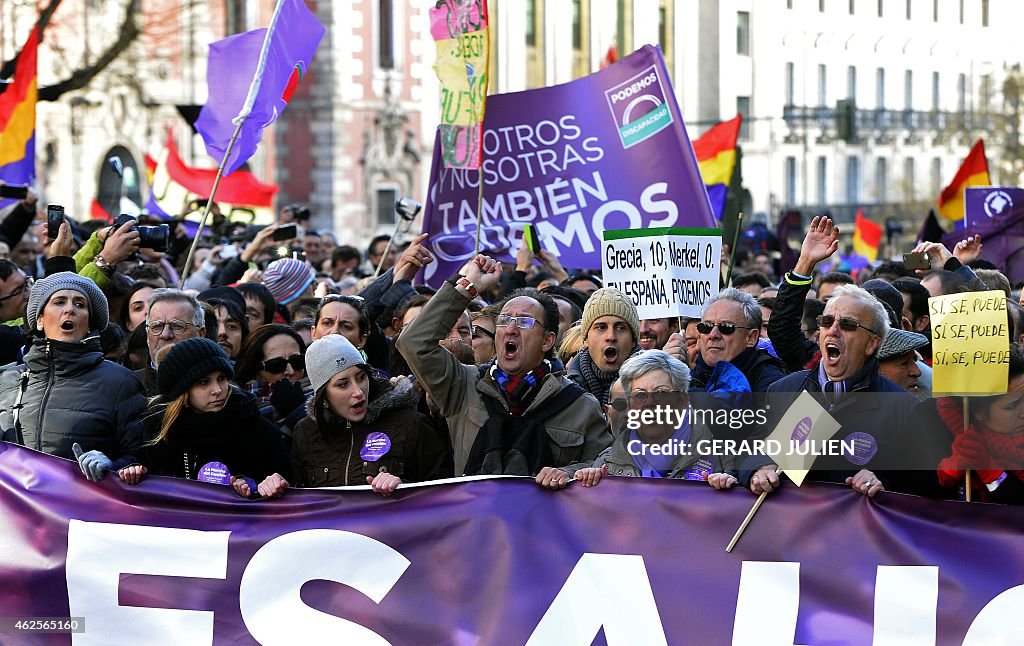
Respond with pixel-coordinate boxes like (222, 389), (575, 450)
(114, 337), (291, 498)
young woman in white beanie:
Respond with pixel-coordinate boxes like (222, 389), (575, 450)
(0, 272), (146, 481)
(291, 334), (451, 495)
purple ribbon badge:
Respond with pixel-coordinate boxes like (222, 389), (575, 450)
(360, 432), (392, 462)
(844, 432), (879, 466)
(197, 461), (231, 485)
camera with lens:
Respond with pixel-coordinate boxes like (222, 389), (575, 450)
(395, 197), (422, 222)
(286, 204), (312, 222)
(112, 214), (170, 252)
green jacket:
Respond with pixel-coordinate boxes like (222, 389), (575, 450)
(396, 282), (611, 475)
(74, 233), (109, 288)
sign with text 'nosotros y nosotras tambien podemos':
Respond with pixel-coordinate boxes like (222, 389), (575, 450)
(419, 45), (717, 288)
(929, 290), (1010, 395)
(601, 227), (722, 320)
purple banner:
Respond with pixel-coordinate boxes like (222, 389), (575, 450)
(3, 441), (1024, 644)
(419, 46), (716, 287)
(964, 186), (1024, 229)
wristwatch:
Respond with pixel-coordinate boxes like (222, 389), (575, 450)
(92, 254), (115, 276)
(456, 277), (478, 299)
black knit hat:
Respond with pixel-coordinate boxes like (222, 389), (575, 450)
(156, 337), (234, 400)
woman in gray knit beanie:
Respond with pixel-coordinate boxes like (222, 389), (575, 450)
(290, 334), (452, 495)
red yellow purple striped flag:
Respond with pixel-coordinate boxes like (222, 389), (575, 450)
(693, 114), (742, 220)
(937, 138), (990, 222)
(0, 26), (38, 206)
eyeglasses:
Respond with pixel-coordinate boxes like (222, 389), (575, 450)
(696, 320), (752, 336)
(816, 314), (876, 335)
(609, 397), (629, 412)
(0, 276), (31, 303)
(495, 314), (538, 329)
(146, 319), (196, 336)
(473, 326), (495, 340)
(260, 354), (305, 374)
(629, 390), (682, 406)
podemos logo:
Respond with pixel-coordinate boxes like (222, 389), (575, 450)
(604, 65), (673, 149)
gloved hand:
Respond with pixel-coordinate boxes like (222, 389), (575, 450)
(937, 432), (1003, 487)
(72, 442), (113, 482)
(270, 379), (306, 417)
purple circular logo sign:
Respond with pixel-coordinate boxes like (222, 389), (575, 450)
(845, 432), (878, 466)
(198, 461), (231, 485)
(791, 417), (813, 443)
(361, 432), (392, 462)
(684, 458), (714, 481)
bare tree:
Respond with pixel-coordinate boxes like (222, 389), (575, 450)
(1, 0), (142, 102)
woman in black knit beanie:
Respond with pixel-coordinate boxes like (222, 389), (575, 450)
(115, 337), (291, 498)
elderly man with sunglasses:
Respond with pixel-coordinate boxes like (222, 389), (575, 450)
(689, 288), (787, 393)
(744, 283), (925, 498)
(397, 253), (609, 479)
(134, 289), (206, 396)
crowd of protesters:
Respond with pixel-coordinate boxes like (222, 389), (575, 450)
(0, 185), (1022, 505)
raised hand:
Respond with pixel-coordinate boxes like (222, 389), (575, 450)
(795, 216), (839, 275)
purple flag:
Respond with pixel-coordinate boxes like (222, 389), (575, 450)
(195, 0), (324, 175)
(4, 441), (1024, 643)
(944, 197), (1024, 283)
(419, 46), (717, 288)
(964, 186), (1024, 228)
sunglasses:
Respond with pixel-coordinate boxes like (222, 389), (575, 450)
(0, 276), (31, 303)
(473, 326), (495, 340)
(696, 321), (752, 336)
(260, 353), (305, 374)
(816, 314), (876, 335)
(629, 390), (682, 406)
(495, 314), (538, 329)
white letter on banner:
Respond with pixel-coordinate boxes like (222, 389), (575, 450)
(66, 519), (229, 646)
(962, 583), (1024, 645)
(239, 529), (410, 645)
(732, 561), (802, 646)
(872, 566), (937, 645)
(526, 553), (668, 646)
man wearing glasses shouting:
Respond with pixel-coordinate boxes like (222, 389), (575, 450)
(397, 252), (610, 479)
(134, 289), (206, 396)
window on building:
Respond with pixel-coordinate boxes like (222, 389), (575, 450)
(737, 12), (750, 55)
(658, 2), (667, 51)
(378, 0), (395, 70)
(785, 62), (795, 106)
(376, 187), (398, 225)
(789, 0), (794, 9)
(933, 0), (939, 21)
(847, 156), (861, 204)
(905, 0), (911, 19)
(875, 67), (885, 109)
(982, 0), (989, 26)
(526, 0), (537, 46)
(980, 74), (993, 113)
(931, 71), (940, 110)
(848, 66), (857, 101)
(818, 64), (828, 107)
(785, 157), (797, 204)
(877, 0), (883, 18)
(226, 0), (246, 35)
(904, 158), (916, 200)
(817, 157), (828, 204)
(931, 158), (943, 194)
(959, 0), (964, 24)
(957, 73), (966, 112)
(819, 0), (826, 11)
(904, 70), (913, 110)
(875, 158), (889, 202)
(850, 0), (856, 14)
(737, 96), (751, 140)
(573, 0), (583, 50)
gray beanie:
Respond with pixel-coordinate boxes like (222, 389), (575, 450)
(27, 272), (109, 333)
(305, 334), (368, 392)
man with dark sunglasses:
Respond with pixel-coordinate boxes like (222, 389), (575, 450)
(688, 288), (787, 393)
(397, 252), (609, 478)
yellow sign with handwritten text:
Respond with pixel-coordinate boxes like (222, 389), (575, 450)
(929, 290), (1010, 395)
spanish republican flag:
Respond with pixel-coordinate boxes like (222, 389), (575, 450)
(693, 115), (742, 220)
(0, 26), (38, 205)
(852, 209), (882, 263)
(937, 139), (990, 222)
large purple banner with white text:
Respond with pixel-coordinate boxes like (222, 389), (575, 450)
(419, 45), (716, 287)
(2, 441), (1024, 644)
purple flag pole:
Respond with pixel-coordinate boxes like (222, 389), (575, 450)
(178, 121), (246, 288)
(179, 0), (289, 288)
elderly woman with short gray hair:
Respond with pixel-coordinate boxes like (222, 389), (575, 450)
(536, 350), (731, 489)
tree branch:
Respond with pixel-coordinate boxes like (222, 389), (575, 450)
(0, 0), (62, 79)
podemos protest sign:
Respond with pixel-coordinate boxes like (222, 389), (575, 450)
(929, 290), (1010, 395)
(601, 227), (721, 319)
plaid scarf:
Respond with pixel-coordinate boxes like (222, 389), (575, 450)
(491, 361), (549, 415)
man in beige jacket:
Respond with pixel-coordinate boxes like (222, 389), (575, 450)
(397, 254), (610, 481)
